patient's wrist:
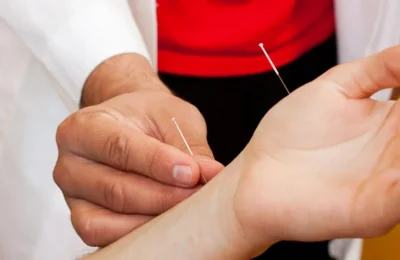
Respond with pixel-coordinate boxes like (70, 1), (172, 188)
(230, 152), (280, 258)
(85, 154), (265, 260)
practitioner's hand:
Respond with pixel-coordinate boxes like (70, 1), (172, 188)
(53, 54), (223, 247)
(232, 46), (400, 255)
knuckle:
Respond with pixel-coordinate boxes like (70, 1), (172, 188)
(184, 104), (206, 126)
(103, 179), (127, 213)
(145, 145), (161, 180)
(56, 109), (88, 147)
(184, 102), (201, 116)
(155, 188), (175, 213)
(186, 105), (198, 117)
(52, 156), (72, 192)
(158, 193), (171, 213)
(56, 117), (73, 147)
(71, 213), (100, 247)
(52, 159), (65, 189)
(104, 133), (131, 170)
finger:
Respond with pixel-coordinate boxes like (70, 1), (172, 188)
(54, 153), (201, 215)
(196, 156), (224, 184)
(347, 168), (400, 239)
(67, 198), (153, 247)
(57, 108), (202, 187)
(153, 109), (224, 183)
(319, 45), (400, 99)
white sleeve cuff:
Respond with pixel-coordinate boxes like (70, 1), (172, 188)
(44, 1), (151, 104)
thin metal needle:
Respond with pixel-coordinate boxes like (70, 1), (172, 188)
(259, 43), (291, 95)
(172, 117), (208, 183)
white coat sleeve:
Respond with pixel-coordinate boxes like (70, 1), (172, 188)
(0, 0), (150, 104)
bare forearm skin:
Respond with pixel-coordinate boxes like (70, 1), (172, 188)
(84, 155), (269, 260)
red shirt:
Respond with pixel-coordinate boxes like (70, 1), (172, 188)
(157, 0), (335, 77)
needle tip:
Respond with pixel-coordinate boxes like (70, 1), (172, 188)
(172, 117), (176, 122)
(259, 43), (263, 47)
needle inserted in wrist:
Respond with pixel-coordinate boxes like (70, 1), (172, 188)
(172, 117), (208, 183)
(259, 43), (291, 95)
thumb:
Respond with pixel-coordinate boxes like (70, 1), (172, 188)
(170, 121), (224, 183)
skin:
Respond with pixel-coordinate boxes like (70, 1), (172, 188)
(76, 45), (400, 259)
(54, 54), (224, 246)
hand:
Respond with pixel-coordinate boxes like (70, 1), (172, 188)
(78, 47), (400, 260)
(230, 46), (400, 255)
(53, 54), (223, 247)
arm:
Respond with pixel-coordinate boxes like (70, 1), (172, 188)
(84, 45), (400, 260)
(0, 0), (151, 105)
(84, 156), (267, 260)
(1, 0), (226, 249)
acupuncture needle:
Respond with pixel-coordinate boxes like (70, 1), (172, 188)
(172, 117), (208, 184)
(171, 44), (285, 185)
(259, 43), (291, 94)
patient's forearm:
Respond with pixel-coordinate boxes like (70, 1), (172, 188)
(84, 156), (259, 260)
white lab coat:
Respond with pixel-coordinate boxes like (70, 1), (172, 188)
(0, 0), (398, 259)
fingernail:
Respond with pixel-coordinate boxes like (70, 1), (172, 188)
(173, 165), (193, 186)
